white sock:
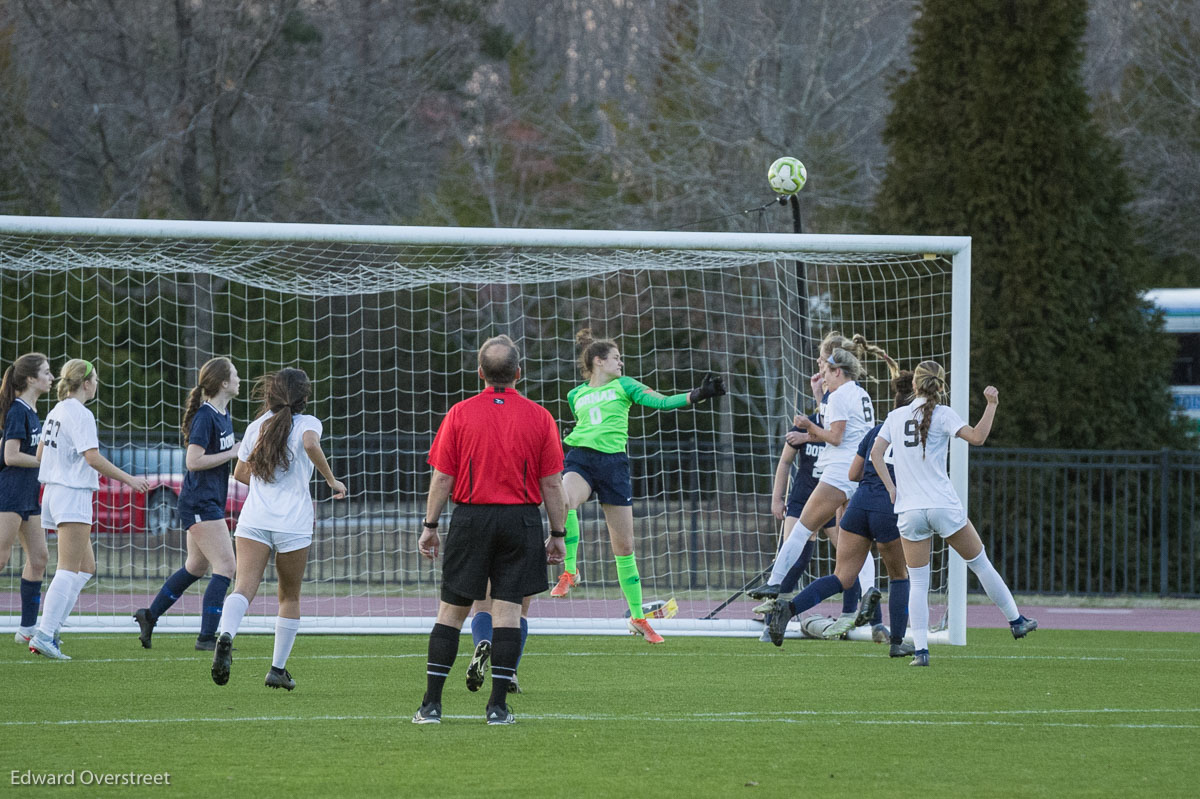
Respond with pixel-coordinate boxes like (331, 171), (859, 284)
(272, 616), (301, 670)
(36, 570), (77, 638)
(768, 526), (813, 585)
(965, 549), (1020, 622)
(857, 553), (875, 593)
(219, 592), (250, 638)
(56, 571), (93, 633)
(909, 564), (930, 651)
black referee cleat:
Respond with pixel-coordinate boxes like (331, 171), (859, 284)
(486, 704), (516, 726)
(211, 632), (233, 686)
(466, 641), (491, 692)
(195, 635), (217, 651)
(265, 666), (296, 691)
(133, 608), (156, 649)
(412, 701), (442, 724)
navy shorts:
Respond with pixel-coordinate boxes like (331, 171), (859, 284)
(440, 503), (549, 605)
(0, 473), (40, 519)
(177, 499), (226, 527)
(840, 501), (900, 544)
(0, 506), (39, 521)
(563, 447), (633, 507)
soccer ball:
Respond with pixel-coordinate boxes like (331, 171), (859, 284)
(768, 156), (807, 195)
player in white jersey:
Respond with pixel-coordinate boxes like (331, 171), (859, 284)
(872, 360), (1037, 667)
(29, 359), (149, 660)
(750, 341), (878, 603)
(210, 368), (346, 691)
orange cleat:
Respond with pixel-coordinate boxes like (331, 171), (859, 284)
(627, 617), (664, 644)
(550, 571), (578, 598)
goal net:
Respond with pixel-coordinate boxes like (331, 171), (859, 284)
(0, 217), (970, 644)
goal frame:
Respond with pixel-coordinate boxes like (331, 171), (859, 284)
(0, 215), (971, 644)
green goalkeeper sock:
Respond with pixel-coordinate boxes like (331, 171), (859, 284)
(564, 509), (580, 575)
(615, 554), (644, 619)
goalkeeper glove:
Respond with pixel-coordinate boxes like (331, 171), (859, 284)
(688, 373), (727, 404)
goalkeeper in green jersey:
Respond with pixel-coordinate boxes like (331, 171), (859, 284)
(551, 328), (725, 643)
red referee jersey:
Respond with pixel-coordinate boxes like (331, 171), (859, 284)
(427, 386), (564, 504)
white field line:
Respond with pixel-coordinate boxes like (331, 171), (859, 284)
(28, 635), (1200, 656)
(3, 708), (1198, 730)
(2, 649), (1198, 666)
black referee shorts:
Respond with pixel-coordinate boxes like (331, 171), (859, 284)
(440, 503), (549, 606)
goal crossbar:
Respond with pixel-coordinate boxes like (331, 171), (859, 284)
(0, 215), (970, 645)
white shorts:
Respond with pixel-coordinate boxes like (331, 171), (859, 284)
(898, 507), (968, 541)
(817, 471), (858, 503)
(235, 524), (312, 554)
(41, 485), (94, 528)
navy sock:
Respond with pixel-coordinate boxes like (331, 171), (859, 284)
(199, 574), (231, 639)
(841, 580), (861, 615)
(19, 578), (42, 627)
(779, 540), (815, 594)
(489, 627), (521, 708)
(148, 568), (202, 621)
(888, 579), (910, 645)
(471, 611), (493, 648)
(517, 617), (528, 670)
(423, 623), (460, 705)
(790, 574), (844, 617)
(872, 597), (884, 626)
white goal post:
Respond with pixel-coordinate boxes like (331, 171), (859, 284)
(0, 215), (970, 644)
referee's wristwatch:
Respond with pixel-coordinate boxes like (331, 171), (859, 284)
(422, 520), (439, 530)
(549, 529), (567, 538)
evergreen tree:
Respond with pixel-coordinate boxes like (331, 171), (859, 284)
(875, 0), (1190, 449)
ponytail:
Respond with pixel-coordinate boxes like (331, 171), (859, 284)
(851, 334), (900, 380)
(247, 368), (310, 482)
(0, 364), (19, 426)
(181, 357), (235, 444)
(180, 386), (206, 446)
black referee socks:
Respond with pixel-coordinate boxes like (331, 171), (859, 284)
(488, 627), (521, 708)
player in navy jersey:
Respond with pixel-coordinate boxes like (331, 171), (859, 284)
(135, 357), (241, 651)
(764, 371), (916, 654)
(754, 411), (834, 641)
(0, 354), (55, 645)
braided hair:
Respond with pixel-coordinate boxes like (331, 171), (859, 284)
(912, 360), (948, 457)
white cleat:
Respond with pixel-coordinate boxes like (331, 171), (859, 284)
(14, 626), (35, 645)
(822, 613), (857, 640)
(29, 632), (70, 660)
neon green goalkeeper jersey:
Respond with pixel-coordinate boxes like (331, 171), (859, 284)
(564, 376), (690, 454)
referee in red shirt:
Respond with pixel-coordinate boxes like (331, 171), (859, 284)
(413, 335), (567, 726)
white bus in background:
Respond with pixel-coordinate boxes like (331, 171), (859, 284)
(1145, 288), (1200, 427)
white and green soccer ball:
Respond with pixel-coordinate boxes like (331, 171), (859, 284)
(768, 156), (807, 195)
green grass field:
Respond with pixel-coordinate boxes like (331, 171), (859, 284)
(4, 629), (1198, 797)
